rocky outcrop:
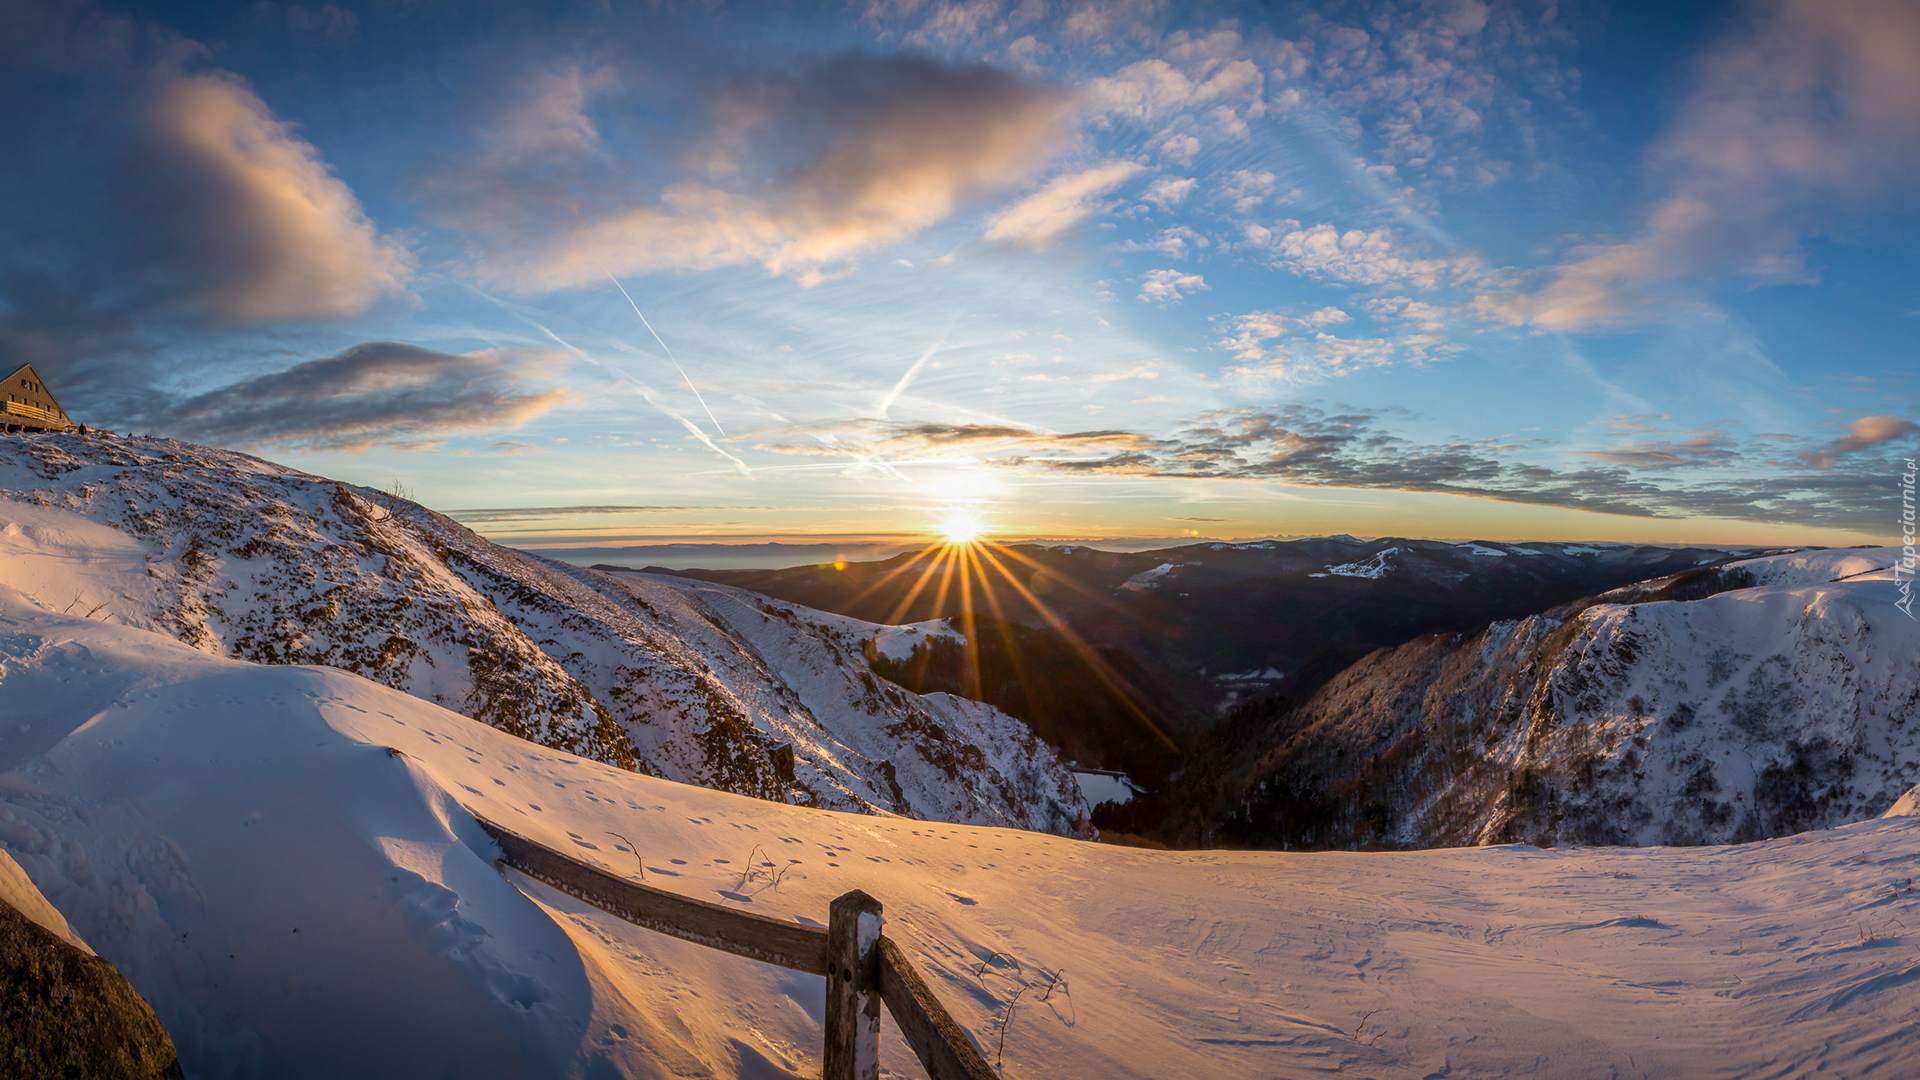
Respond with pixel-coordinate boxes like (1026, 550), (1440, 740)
(0, 853), (182, 1079)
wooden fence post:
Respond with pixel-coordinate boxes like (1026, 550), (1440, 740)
(824, 889), (883, 1080)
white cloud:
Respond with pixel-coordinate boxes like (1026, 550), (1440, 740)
(1157, 133), (1201, 164)
(1363, 296), (1452, 332)
(984, 159), (1145, 243)
(1214, 307), (1458, 378)
(1221, 168), (1274, 212)
(1246, 221), (1478, 291)
(1138, 268), (1207, 304)
(1143, 175), (1197, 208)
(1090, 359), (1160, 382)
(1086, 53), (1266, 125)
(1120, 225), (1204, 257)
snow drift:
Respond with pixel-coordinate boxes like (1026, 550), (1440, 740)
(2, 589), (1919, 1078)
(0, 432), (1086, 836)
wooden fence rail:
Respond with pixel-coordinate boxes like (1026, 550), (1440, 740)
(474, 816), (997, 1080)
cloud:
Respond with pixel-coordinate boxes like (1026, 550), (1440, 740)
(1157, 133), (1201, 163)
(124, 73), (413, 321)
(1142, 175), (1196, 208)
(454, 52), (1074, 289)
(279, 4), (358, 41)
(446, 505), (735, 523)
(1791, 414), (1920, 469)
(1084, 54), (1265, 124)
(1479, 0), (1920, 330)
(1090, 360), (1159, 382)
(149, 342), (574, 451)
(0, 6), (409, 335)
(1294, 1), (1577, 184)
(750, 403), (1906, 532)
(1137, 269), (1206, 303)
(1215, 305), (1464, 379)
(983, 159), (1145, 244)
(1580, 433), (1741, 470)
(1362, 296), (1451, 331)
(754, 418), (1155, 462)
(1118, 225), (1204, 257)
(979, 405), (1900, 529)
(1243, 221), (1479, 291)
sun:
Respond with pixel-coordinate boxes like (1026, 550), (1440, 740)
(938, 512), (984, 546)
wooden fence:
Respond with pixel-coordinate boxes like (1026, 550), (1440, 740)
(474, 816), (998, 1080)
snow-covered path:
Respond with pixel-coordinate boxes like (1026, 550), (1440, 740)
(2, 589), (1917, 1078)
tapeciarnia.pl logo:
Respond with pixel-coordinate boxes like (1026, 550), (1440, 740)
(1898, 457), (1916, 620)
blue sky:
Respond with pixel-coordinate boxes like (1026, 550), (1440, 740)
(3, 0), (1916, 551)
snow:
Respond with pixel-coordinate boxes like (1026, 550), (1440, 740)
(5, 592), (1920, 1077)
(1071, 772), (1141, 807)
(1888, 785), (1920, 818)
(0, 847), (91, 954)
(1118, 563), (1179, 591)
(1310, 547), (1398, 579)
(0, 433), (1086, 837)
(1459, 543), (1508, 557)
(1288, 546), (1920, 849)
(1729, 546), (1893, 586)
(1559, 545), (1605, 555)
(864, 619), (960, 663)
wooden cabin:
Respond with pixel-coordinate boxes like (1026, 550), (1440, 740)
(1, 363), (75, 433)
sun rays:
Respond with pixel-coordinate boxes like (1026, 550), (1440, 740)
(845, 516), (1180, 755)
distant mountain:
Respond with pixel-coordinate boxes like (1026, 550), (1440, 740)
(0, 433), (1088, 837)
(1148, 548), (1919, 850)
(657, 537), (1770, 771)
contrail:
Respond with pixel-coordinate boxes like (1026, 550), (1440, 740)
(601, 269), (727, 437)
(877, 313), (959, 420)
(460, 280), (752, 476)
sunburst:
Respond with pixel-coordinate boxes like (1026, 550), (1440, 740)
(938, 511), (984, 546)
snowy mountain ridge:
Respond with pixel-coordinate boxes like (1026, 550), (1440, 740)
(2, 592), (1917, 1078)
(0, 432), (1088, 836)
(1195, 546), (1920, 850)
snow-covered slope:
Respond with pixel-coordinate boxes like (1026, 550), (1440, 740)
(1203, 547), (1920, 849)
(0, 432), (1086, 836)
(4, 593), (1919, 1078)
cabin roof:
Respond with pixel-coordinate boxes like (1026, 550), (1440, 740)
(2, 362), (72, 427)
